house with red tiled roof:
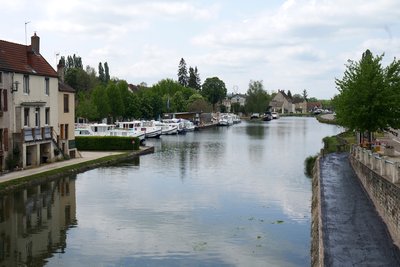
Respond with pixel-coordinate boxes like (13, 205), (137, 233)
(0, 33), (74, 170)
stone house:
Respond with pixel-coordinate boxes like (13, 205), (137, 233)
(269, 90), (294, 114)
(293, 98), (308, 113)
(222, 94), (246, 112)
(0, 33), (75, 170)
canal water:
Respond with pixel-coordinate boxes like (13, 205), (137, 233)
(0, 117), (342, 267)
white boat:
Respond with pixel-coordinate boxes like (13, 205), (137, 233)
(182, 119), (196, 132)
(163, 119), (186, 134)
(154, 121), (178, 135)
(75, 123), (146, 142)
(218, 114), (234, 126)
(271, 112), (279, 119)
(232, 114), (241, 124)
(108, 128), (146, 143)
(75, 123), (114, 136)
(116, 121), (162, 138)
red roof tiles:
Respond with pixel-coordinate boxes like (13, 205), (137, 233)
(0, 39), (57, 77)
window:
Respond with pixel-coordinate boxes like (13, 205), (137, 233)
(35, 108), (40, 127)
(65, 124), (69, 139)
(45, 107), (50, 125)
(45, 77), (49, 95)
(63, 94), (69, 113)
(23, 75), (29, 94)
(2, 90), (7, 111)
(0, 72), (2, 84)
(24, 108), (30, 127)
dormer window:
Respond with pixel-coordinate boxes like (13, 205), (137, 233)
(23, 75), (29, 94)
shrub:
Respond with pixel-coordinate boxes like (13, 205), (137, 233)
(76, 136), (140, 151)
(322, 136), (339, 154)
(304, 155), (318, 178)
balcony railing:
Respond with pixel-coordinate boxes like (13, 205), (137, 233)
(22, 126), (54, 143)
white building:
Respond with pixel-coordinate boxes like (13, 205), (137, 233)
(0, 33), (70, 169)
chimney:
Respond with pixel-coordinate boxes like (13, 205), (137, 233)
(57, 63), (65, 82)
(31, 32), (40, 54)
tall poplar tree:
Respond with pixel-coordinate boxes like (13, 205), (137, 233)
(178, 58), (188, 87)
(98, 62), (105, 83)
(104, 62), (110, 83)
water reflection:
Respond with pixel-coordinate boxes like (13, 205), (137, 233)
(0, 176), (76, 266)
(0, 118), (342, 266)
(245, 123), (265, 139)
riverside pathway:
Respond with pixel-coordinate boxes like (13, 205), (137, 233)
(0, 151), (124, 183)
(320, 153), (400, 266)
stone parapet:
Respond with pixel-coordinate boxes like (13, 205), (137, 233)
(350, 145), (400, 246)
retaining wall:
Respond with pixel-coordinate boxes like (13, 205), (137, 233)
(350, 146), (400, 246)
(311, 154), (324, 267)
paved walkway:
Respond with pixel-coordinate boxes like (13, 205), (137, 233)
(0, 151), (124, 183)
(320, 153), (400, 266)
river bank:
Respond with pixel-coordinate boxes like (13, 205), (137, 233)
(0, 146), (154, 193)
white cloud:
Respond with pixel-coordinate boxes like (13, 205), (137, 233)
(3, 0), (400, 98)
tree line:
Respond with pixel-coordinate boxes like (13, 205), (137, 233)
(63, 55), (324, 123)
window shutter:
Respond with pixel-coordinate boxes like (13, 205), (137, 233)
(4, 128), (8, 151)
(3, 90), (7, 111)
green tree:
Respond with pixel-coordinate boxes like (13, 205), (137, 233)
(187, 93), (204, 105)
(178, 58), (188, 87)
(75, 92), (98, 121)
(187, 98), (212, 113)
(188, 66), (201, 90)
(302, 89), (308, 101)
(287, 90), (292, 99)
(104, 62), (110, 83)
(92, 84), (110, 120)
(172, 91), (186, 112)
(126, 93), (141, 119)
(292, 94), (304, 103)
(116, 80), (131, 119)
(334, 49), (400, 142)
(107, 83), (124, 122)
(245, 80), (270, 113)
(99, 62), (105, 83)
(201, 77), (227, 111)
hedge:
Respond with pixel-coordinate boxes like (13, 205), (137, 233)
(76, 136), (140, 151)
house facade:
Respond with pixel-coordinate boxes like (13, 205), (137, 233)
(0, 33), (71, 170)
(269, 90), (294, 114)
(57, 64), (77, 159)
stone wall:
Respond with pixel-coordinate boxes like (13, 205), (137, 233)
(311, 155), (324, 267)
(350, 155), (400, 246)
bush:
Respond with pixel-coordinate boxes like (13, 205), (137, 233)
(76, 136), (140, 151)
(304, 155), (318, 178)
(322, 136), (339, 154)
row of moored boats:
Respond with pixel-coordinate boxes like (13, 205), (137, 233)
(75, 119), (196, 144)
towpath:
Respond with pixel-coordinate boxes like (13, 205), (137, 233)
(0, 151), (125, 183)
(320, 153), (400, 266)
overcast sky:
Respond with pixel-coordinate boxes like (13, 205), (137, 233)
(2, 0), (400, 99)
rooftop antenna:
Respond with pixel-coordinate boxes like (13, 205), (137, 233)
(55, 52), (60, 67)
(24, 21), (31, 45)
